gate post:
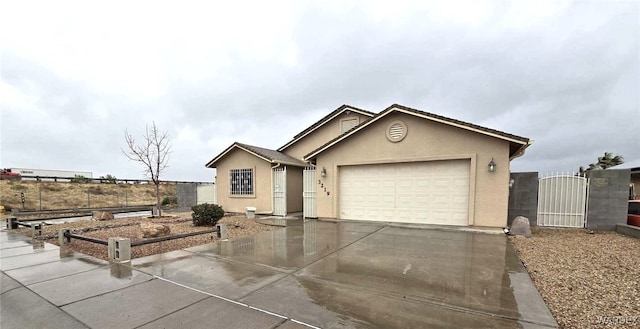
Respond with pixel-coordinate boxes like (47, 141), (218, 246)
(108, 238), (131, 263)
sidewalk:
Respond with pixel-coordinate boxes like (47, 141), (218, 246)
(2, 219), (558, 328)
(0, 227), (308, 329)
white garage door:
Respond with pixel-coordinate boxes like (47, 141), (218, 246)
(339, 160), (470, 225)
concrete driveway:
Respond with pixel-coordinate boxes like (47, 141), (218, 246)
(1, 219), (557, 328)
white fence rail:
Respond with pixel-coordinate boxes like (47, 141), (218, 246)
(537, 173), (589, 228)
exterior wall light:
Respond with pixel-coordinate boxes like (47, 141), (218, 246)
(488, 158), (496, 172)
(321, 167), (327, 177)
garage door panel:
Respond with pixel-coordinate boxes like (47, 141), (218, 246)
(339, 160), (469, 225)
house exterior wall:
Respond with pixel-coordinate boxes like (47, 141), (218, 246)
(215, 149), (273, 214)
(313, 112), (512, 228)
(286, 166), (304, 213)
(283, 112), (372, 160)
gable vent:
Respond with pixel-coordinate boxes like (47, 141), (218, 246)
(386, 121), (407, 142)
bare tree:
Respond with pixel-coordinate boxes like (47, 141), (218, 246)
(123, 122), (171, 216)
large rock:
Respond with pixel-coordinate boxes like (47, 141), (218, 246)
(510, 216), (532, 238)
(140, 222), (171, 238)
(92, 211), (114, 221)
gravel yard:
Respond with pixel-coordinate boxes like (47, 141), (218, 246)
(14, 212), (275, 260)
(509, 227), (640, 329)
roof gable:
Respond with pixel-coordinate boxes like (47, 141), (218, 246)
(205, 142), (308, 168)
(277, 104), (375, 152)
(304, 104), (532, 160)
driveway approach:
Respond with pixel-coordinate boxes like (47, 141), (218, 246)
(1, 220), (557, 328)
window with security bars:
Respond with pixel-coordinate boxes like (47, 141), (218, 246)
(230, 168), (253, 195)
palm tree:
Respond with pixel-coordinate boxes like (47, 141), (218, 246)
(577, 152), (624, 176)
(595, 152), (624, 169)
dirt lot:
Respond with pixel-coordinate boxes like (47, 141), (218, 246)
(0, 180), (176, 210)
(14, 212), (275, 260)
(509, 227), (640, 329)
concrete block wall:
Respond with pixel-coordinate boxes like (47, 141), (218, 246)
(587, 169), (631, 231)
(508, 172), (539, 226)
(176, 183), (198, 211)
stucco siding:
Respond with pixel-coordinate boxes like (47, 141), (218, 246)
(215, 149), (273, 214)
(283, 112), (372, 160)
(314, 112), (511, 227)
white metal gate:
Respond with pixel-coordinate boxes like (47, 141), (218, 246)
(537, 174), (589, 227)
(273, 167), (286, 216)
(303, 166), (317, 218)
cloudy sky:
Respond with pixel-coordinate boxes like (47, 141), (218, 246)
(1, 0), (638, 182)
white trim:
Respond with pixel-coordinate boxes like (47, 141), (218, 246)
(393, 108), (528, 145)
(278, 106), (374, 151)
(304, 106), (529, 160)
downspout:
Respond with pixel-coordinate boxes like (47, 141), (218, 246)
(268, 163), (282, 215)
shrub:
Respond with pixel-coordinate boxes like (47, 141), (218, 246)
(99, 174), (117, 183)
(2, 205), (11, 212)
(161, 196), (178, 206)
(71, 175), (89, 183)
(191, 203), (224, 226)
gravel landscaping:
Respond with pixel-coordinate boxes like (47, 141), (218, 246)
(14, 212), (275, 260)
(509, 227), (640, 329)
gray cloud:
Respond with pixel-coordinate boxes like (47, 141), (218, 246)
(1, 1), (638, 181)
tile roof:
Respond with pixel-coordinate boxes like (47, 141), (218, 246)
(236, 143), (308, 167)
(205, 142), (308, 168)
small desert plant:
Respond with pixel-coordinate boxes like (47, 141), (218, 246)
(161, 196), (178, 206)
(99, 174), (117, 183)
(71, 175), (89, 183)
(191, 203), (224, 226)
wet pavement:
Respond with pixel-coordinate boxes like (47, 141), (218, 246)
(1, 219), (558, 328)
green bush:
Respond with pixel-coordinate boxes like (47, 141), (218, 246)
(71, 175), (89, 183)
(191, 203), (224, 226)
(162, 196), (178, 206)
(99, 174), (117, 183)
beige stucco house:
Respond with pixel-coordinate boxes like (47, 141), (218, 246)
(206, 104), (531, 228)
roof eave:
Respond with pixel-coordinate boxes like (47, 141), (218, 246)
(278, 105), (375, 152)
(305, 104), (531, 160)
(205, 143), (272, 168)
(510, 140), (533, 161)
